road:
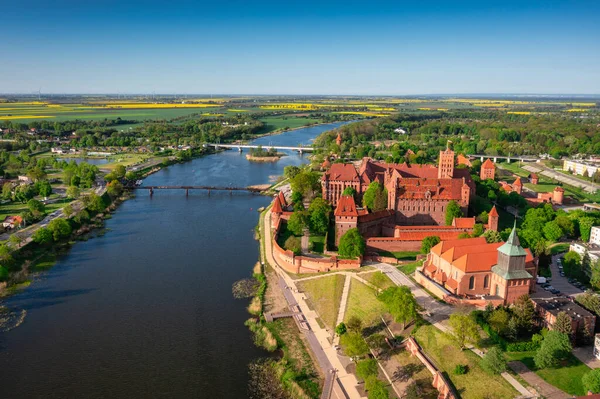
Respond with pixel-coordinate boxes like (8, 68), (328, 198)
(522, 164), (597, 194)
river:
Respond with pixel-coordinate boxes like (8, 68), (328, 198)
(0, 122), (345, 399)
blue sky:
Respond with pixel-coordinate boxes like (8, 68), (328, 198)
(1, 0), (599, 94)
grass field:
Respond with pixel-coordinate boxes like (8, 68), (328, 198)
(361, 271), (395, 290)
(398, 260), (423, 275)
(0, 198), (72, 222)
(394, 349), (438, 399)
(377, 250), (419, 260)
(344, 278), (387, 327)
(414, 324), (518, 399)
(549, 242), (570, 255)
(505, 351), (590, 396)
(297, 274), (345, 329)
(309, 235), (325, 253)
(257, 116), (320, 133)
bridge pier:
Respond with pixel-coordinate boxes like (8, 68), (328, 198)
(480, 156), (484, 162)
(149, 188), (153, 197)
(238, 147), (242, 153)
(186, 188), (189, 197)
(208, 189), (210, 197)
(507, 157), (511, 164)
(298, 149), (303, 155)
(493, 157), (497, 163)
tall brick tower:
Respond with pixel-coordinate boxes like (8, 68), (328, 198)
(336, 132), (342, 146)
(438, 141), (455, 179)
(488, 205), (499, 232)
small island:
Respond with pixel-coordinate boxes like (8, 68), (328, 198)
(245, 145), (285, 162)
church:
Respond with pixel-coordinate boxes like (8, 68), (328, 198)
(417, 223), (537, 305)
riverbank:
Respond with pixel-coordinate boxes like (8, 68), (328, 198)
(246, 153), (285, 162)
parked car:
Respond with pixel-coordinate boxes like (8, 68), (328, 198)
(544, 285), (555, 291)
(550, 289), (561, 295)
(541, 283), (550, 288)
(560, 271), (565, 277)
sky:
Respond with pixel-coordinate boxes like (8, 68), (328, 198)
(1, 0), (599, 95)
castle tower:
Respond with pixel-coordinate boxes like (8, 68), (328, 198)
(553, 187), (564, 205)
(460, 177), (470, 207)
(480, 159), (495, 180)
(334, 195), (359, 246)
(488, 205), (499, 232)
(438, 141), (455, 179)
(336, 132), (342, 146)
(512, 177), (523, 194)
(271, 196), (283, 229)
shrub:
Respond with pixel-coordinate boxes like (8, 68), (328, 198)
(284, 236), (302, 255)
(534, 331), (572, 369)
(583, 369), (600, 394)
(335, 322), (347, 336)
(340, 332), (369, 357)
(454, 364), (468, 375)
(338, 228), (365, 258)
(480, 347), (507, 375)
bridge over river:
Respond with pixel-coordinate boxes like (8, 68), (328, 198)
(204, 143), (314, 153)
(135, 184), (270, 196)
(467, 154), (540, 163)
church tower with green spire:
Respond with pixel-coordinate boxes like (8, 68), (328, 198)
(491, 221), (534, 304)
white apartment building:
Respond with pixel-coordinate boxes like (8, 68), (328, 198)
(563, 159), (599, 177)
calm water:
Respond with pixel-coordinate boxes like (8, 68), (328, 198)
(67, 157), (110, 166)
(0, 122), (344, 399)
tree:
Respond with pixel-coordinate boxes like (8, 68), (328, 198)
(34, 179), (52, 199)
(283, 165), (301, 180)
(534, 331), (572, 369)
(290, 170), (320, 199)
(347, 316), (363, 333)
(27, 166), (47, 182)
(114, 164), (126, 179)
(543, 221), (563, 242)
(342, 186), (356, 196)
(284, 236), (301, 255)
(32, 227), (53, 245)
(421, 236), (441, 254)
(63, 204), (74, 218)
(66, 185), (80, 199)
(472, 223), (484, 237)
(362, 182), (387, 211)
(335, 322), (347, 336)
(483, 229), (503, 243)
(480, 347), (507, 375)
(107, 180), (124, 198)
(356, 359), (378, 381)
(48, 218), (72, 241)
(308, 197), (331, 235)
(378, 286), (417, 330)
(338, 228), (365, 258)
(9, 234), (23, 246)
(287, 212), (306, 236)
(0, 265), (8, 282)
(445, 200), (463, 226)
(13, 184), (35, 203)
(553, 311), (573, 336)
(512, 294), (535, 334)
(365, 376), (389, 399)
(563, 251), (582, 278)
(27, 199), (45, 217)
(340, 332), (369, 357)
(448, 313), (479, 350)
(488, 308), (511, 336)
(583, 369), (600, 394)
(2, 182), (12, 200)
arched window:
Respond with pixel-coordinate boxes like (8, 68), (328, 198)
(469, 276), (475, 290)
(484, 275), (489, 289)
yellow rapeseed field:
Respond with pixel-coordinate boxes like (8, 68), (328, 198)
(567, 108), (589, 112)
(0, 115), (55, 120)
(96, 103), (220, 109)
(507, 111), (531, 115)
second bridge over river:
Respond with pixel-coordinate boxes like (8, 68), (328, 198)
(136, 184), (270, 196)
(204, 143), (314, 153)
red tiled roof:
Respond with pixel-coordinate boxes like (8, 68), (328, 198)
(324, 163), (359, 182)
(529, 173), (538, 179)
(481, 159), (495, 169)
(431, 237), (487, 256)
(358, 209), (394, 223)
(278, 191), (287, 207)
(446, 278), (459, 290)
(513, 177), (523, 186)
(554, 187), (564, 192)
(322, 159), (331, 169)
(271, 196), (283, 213)
(456, 154), (472, 166)
(453, 217), (476, 229)
(424, 262), (437, 275)
(334, 195), (359, 217)
(396, 231), (464, 241)
(489, 205), (499, 217)
(499, 181), (513, 192)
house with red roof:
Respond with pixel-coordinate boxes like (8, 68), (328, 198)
(480, 159), (495, 180)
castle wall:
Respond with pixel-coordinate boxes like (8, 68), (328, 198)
(366, 237), (422, 253)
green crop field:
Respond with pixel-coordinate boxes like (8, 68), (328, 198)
(257, 115), (321, 133)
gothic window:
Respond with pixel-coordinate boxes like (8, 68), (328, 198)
(484, 275), (489, 288)
(469, 276), (475, 290)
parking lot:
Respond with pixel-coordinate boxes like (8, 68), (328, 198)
(532, 253), (585, 298)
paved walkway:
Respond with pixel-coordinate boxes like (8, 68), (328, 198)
(508, 361), (570, 399)
(335, 275), (352, 329)
(264, 211), (362, 399)
(522, 164), (597, 193)
(370, 262), (533, 398)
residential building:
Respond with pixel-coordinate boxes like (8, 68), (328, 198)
(532, 297), (595, 345)
(563, 159), (600, 178)
(2, 215), (23, 229)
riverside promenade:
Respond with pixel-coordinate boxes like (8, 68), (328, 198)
(263, 211), (363, 399)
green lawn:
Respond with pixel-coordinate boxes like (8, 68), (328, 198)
(398, 260), (423, 276)
(362, 271), (395, 290)
(377, 250), (419, 261)
(309, 235), (325, 254)
(344, 278), (387, 327)
(0, 198), (72, 222)
(394, 349), (439, 399)
(414, 325), (518, 399)
(297, 274), (345, 329)
(549, 243), (570, 255)
(505, 351), (590, 396)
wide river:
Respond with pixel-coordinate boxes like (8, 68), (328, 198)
(0, 122), (345, 399)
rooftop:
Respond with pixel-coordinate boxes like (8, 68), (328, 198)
(533, 297), (594, 319)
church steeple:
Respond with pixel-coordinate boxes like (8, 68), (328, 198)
(497, 221), (527, 257)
